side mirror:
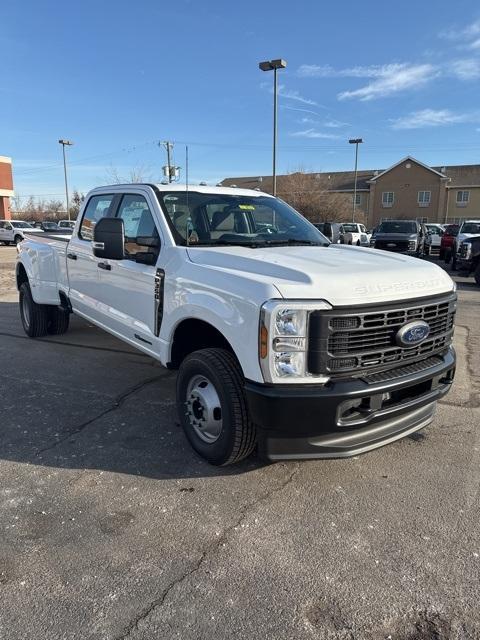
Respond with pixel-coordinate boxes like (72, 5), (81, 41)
(93, 217), (125, 260)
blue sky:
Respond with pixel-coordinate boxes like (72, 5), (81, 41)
(2, 0), (480, 204)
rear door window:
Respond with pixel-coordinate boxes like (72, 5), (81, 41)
(79, 195), (115, 241)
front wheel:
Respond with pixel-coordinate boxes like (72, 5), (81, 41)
(19, 282), (49, 337)
(14, 235), (23, 245)
(176, 348), (256, 465)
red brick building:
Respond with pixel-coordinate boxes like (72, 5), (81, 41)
(0, 156), (14, 220)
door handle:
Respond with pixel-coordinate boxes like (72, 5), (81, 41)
(98, 262), (111, 271)
(67, 253), (77, 260)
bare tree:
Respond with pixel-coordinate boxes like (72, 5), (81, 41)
(277, 169), (364, 223)
(105, 164), (155, 184)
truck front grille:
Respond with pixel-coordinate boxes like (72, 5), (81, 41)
(308, 293), (456, 378)
(375, 240), (409, 252)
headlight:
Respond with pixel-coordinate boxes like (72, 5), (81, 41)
(259, 300), (332, 384)
(369, 239), (376, 247)
(408, 240), (417, 250)
(461, 242), (472, 260)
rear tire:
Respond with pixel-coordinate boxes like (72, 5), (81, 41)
(177, 348), (256, 465)
(47, 306), (70, 335)
(19, 282), (49, 337)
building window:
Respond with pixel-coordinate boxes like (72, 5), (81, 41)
(382, 192), (394, 207)
(352, 193), (361, 205)
(418, 191), (431, 207)
(456, 190), (470, 206)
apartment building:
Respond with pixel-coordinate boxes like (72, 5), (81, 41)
(221, 156), (480, 228)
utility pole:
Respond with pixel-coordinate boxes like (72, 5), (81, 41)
(58, 139), (74, 220)
(160, 141), (179, 183)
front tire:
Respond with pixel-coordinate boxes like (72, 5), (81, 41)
(47, 306), (70, 334)
(176, 348), (256, 465)
(19, 282), (49, 337)
(14, 235), (23, 245)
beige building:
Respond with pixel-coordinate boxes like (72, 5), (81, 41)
(221, 156), (480, 228)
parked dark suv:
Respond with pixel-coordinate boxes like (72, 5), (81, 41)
(370, 220), (426, 256)
(457, 235), (480, 285)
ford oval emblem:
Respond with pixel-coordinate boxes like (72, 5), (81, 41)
(396, 320), (430, 347)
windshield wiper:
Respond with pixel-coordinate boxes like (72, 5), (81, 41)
(256, 239), (328, 247)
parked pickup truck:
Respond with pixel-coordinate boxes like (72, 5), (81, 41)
(339, 223), (370, 247)
(16, 184), (457, 465)
(457, 235), (480, 285)
(370, 220), (426, 256)
(0, 220), (44, 244)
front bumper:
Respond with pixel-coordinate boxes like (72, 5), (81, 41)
(245, 348), (455, 460)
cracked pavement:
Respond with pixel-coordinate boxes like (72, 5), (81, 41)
(0, 247), (479, 639)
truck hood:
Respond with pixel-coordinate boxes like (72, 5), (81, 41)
(187, 244), (454, 306)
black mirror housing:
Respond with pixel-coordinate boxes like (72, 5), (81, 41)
(93, 218), (125, 260)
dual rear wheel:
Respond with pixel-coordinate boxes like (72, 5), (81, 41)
(19, 282), (70, 337)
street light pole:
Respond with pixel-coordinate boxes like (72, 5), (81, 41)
(349, 138), (363, 223)
(259, 59), (287, 197)
(58, 139), (73, 220)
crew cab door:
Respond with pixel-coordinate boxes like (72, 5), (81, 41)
(66, 193), (118, 323)
(94, 193), (162, 351)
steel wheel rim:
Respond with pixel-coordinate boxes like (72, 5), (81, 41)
(185, 374), (223, 443)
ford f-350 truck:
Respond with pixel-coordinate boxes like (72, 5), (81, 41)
(16, 184), (456, 465)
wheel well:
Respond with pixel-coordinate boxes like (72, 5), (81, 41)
(169, 319), (235, 369)
(16, 264), (28, 289)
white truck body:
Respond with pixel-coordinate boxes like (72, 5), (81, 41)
(338, 223), (369, 246)
(16, 183), (457, 464)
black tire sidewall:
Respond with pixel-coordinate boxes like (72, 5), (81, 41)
(19, 283), (34, 336)
(177, 352), (243, 465)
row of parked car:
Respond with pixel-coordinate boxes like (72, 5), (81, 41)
(312, 217), (480, 286)
(0, 219), (74, 245)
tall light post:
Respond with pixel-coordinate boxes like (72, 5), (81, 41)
(349, 138), (363, 222)
(58, 139), (73, 220)
(259, 58), (287, 196)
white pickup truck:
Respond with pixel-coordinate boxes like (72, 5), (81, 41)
(0, 220), (44, 244)
(16, 183), (457, 465)
(338, 222), (370, 246)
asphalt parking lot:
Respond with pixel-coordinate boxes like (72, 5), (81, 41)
(0, 245), (479, 640)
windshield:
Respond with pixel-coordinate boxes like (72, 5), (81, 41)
(157, 192), (329, 247)
(444, 225), (459, 236)
(461, 222), (480, 234)
(11, 221), (33, 229)
(377, 221), (417, 234)
(426, 225), (443, 236)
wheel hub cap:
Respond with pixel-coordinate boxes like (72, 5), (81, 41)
(185, 375), (223, 443)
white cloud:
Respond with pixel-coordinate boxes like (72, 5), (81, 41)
(390, 108), (480, 129)
(439, 19), (480, 50)
(280, 105), (327, 116)
(277, 84), (317, 105)
(337, 63), (437, 101)
(449, 58), (480, 79)
(298, 63), (393, 78)
(324, 119), (350, 128)
(290, 128), (342, 139)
